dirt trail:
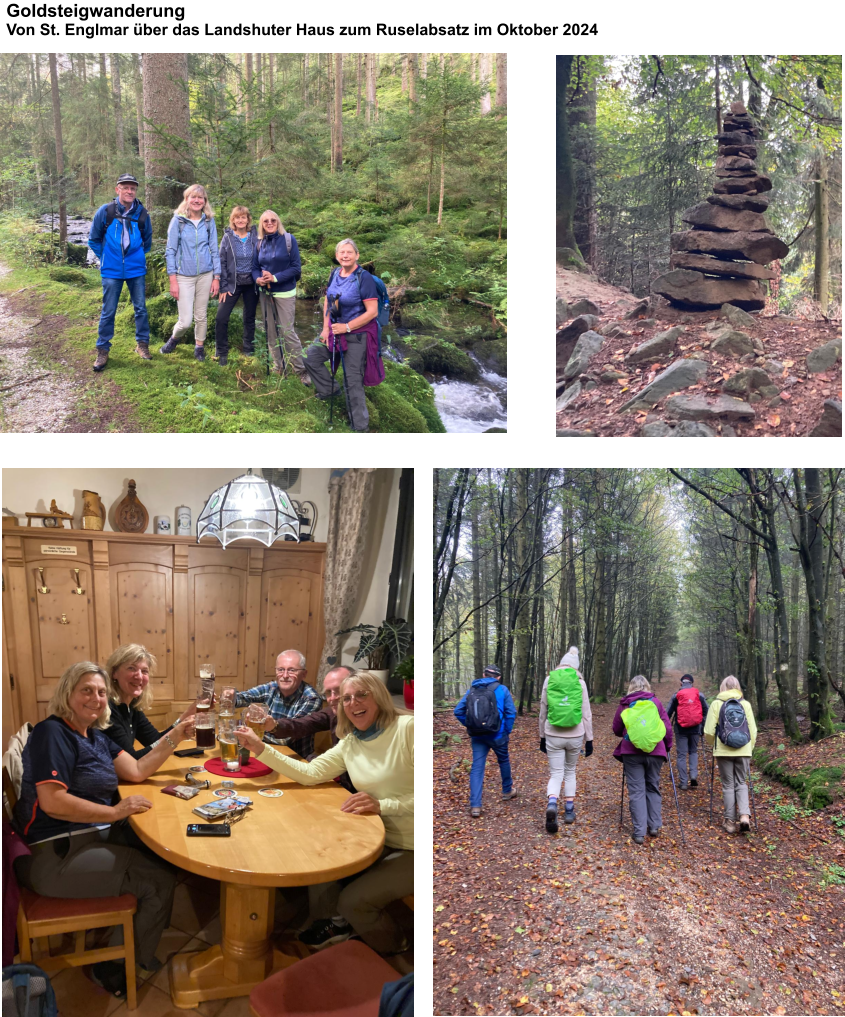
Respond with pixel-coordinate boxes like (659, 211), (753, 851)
(434, 673), (845, 1016)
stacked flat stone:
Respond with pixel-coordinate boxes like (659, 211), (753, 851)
(651, 102), (788, 311)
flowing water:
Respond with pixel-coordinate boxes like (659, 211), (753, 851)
(431, 357), (508, 433)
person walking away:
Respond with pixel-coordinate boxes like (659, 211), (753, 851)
(305, 239), (383, 433)
(539, 646), (593, 832)
(454, 665), (517, 818)
(159, 184), (220, 362)
(87, 173), (153, 372)
(215, 205), (258, 365)
(612, 675), (673, 844)
(251, 210), (309, 382)
(704, 675), (757, 833)
(666, 673), (708, 789)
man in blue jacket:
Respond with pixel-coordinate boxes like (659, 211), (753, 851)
(454, 665), (518, 818)
(87, 173), (153, 372)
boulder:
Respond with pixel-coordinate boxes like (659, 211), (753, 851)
(665, 393), (756, 421)
(715, 155), (757, 172)
(671, 230), (787, 265)
(556, 428), (596, 437)
(719, 145), (758, 158)
(710, 329), (755, 357)
(555, 297), (569, 325)
(556, 247), (590, 272)
(618, 358), (708, 411)
(715, 131), (759, 145)
(707, 193), (769, 212)
(569, 298), (600, 317)
(713, 175), (772, 195)
(599, 321), (628, 338)
(673, 420), (717, 436)
(556, 381), (582, 411)
(651, 270), (765, 311)
(483, 428), (507, 433)
(809, 400), (842, 437)
(556, 314), (599, 346)
(600, 370), (628, 383)
(671, 253), (775, 280)
(806, 338), (842, 373)
(641, 421), (672, 436)
(625, 326), (684, 365)
(722, 368), (772, 394)
(721, 303), (759, 327)
(564, 330), (604, 380)
(624, 298), (650, 320)
(715, 167), (760, 178)
(680, 202), (771, 234)
(763, 359), (785, 376)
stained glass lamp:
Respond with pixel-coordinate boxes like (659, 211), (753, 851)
(196, 471), (300, 548)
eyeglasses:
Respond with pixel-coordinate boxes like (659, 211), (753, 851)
(276, 668), (304, 676)
(324, 689), (342, 700)
(341, 691), (371, 706)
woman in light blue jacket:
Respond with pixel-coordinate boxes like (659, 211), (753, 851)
(160, 184), (221, 362)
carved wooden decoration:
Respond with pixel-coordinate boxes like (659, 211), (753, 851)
(25, 500), (74, 528)
(115, 480), (149, 533)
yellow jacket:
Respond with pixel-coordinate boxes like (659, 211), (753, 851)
(704, 690), (757, 757)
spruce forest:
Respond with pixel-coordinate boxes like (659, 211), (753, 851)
(0, 52), (507, 433)
(555, 56), (841, 438)
(434, 467), (845, 1016)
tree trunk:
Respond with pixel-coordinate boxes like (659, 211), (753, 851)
(245, 52), (253, 154)
(814, 154), (829, 314)
(512, 470), (531, 703)
(365, 53), (376, 123)
(356, 53), (362, 115)
(408, 54), (416, 103)
(480, 53), (492, 114)
(48, 53), (67, 247)
(567, 525), (578, 648)
(302, 54), (308, 106)
(132, 54), (144, 160)
(333, 53), (343, 173)
(471, 496), (483, 680)
(569, 57), (597, 265)
(142, 53), (192, 239)
(110, 54), (124, 156)
(593, 555), (608, 699)
(556, 55), (581, 256)
(714, 57), (722, 135)
(437, 137), (446, 226)
(789, 553), (800, 708)
(495, 53), (507, 107)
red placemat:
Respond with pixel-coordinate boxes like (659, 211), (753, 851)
(203, 757), (273, 778)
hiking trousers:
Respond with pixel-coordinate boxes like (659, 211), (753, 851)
(171, 271), (213, 346)
(546, 735), (583, 799)
(215, 282), (258, 355)
(623, 755), (664, 838)
(306, 336), (369, 432)
(717, 756), (750, 822)
(674, 726), (700, 784)
(259, 291), (307, 377)
(469, 735), (512, 808)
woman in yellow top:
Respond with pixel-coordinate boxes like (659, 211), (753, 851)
(704, 675), (758, 834)
(235, 669), (413, 955)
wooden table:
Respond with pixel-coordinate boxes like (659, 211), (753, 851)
(118, 749), (384, 1008)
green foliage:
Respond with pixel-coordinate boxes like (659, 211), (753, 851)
(818, 862), (845, 888)
(394, 656), (414, 685)
(336, 617), (412, 670)
(404, 337), (479, 381)
(48, 267), (88, 285)
(754, 747), (844, 809)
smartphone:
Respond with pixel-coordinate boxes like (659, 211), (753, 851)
(186, 823), (231, 837)
(174, 748), (206, 758)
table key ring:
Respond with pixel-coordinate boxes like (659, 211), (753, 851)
(185, 773), (210, 789)
(224, 810), (245, 828)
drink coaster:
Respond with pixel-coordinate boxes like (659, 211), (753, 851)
(258, 788), (284, 798)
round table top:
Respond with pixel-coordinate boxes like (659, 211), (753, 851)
(117, 748), (385, 887)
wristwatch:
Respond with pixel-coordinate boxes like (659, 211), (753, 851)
(346, 324), (351, 333)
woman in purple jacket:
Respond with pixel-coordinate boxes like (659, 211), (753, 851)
(612, 675), (673, 844)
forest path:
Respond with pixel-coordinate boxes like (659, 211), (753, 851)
(434, 672), (845, 1016)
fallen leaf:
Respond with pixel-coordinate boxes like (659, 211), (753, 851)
(435, 905), (445, 912)
(767, 414), (781, 427)
(780, 391), (791, 401)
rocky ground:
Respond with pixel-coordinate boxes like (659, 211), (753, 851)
(555, 270), (841, 438)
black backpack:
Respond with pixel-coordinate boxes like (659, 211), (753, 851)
(465, 682), (501, 736)
(716, 698), (751, 749)
(104, 199), (148, 231)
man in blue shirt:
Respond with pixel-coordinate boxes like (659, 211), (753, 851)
(234, 649), (322, 758)
(87, 173), (153, 373)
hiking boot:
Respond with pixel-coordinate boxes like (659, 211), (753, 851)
(298, 917), (352, 950)
(92, 350), (109, 372)
(632, 834), (644, 845)
(217, 355), (228, 366)
(690, 778), (698, 788)
(545, 802), (558, 834)
(242, 345), (254, 355)
(563, 803), (576, 825)
(470, 807), (482, 819)
(194, 345), (205, 362)
(159, 336), (179, 354)
(739, 814), (751, 832)
(501, 790), (518, 802)
(679, 782), (689, 790)
(723, 818), (738, 834)
(90, 960), (127, 998)
(135, 343), (152, 361)
(300, 374), (312, 386)
(647, 826), (661, 837)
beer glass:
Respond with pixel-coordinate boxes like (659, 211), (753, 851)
(218, 716), (240, 771)
(195, 708), (216, 750)
(244, 703), (269, 740)
(198, 664), (216, 700)
(218, 686), (237, 718)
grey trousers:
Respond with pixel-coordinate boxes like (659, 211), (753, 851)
(546, 735), (583, 799)
(675, 726), (700, 784)
(305, 336), (369, 432)
(16, 826), (176, 969)
(717, 756), (750, 821)
(337, 847), (413, 954)
(623, 756), (664, 837)
(259, 291), (307, 377)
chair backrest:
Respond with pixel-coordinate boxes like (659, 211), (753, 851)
(2, 762), (19, 823)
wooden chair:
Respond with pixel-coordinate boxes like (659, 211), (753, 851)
(249, 939), (398, 1017)
(3, 763), (139, 1010)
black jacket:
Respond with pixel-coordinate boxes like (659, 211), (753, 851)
(219, 225), (258, 294)
(104, 702), (172, 759)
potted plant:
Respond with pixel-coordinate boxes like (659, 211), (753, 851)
(336, 617), (411, 686)
(394, 656), (414, 709)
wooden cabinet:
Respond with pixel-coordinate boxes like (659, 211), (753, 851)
(1, 524), (325, 729)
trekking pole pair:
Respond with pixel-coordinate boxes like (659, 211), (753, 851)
(327, 332), (347, 430)
(260, 288), (290, 380)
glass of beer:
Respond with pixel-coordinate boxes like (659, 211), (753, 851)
(195, 708), (216, 750)
(244, 703), (268, 740)
(198, 665), (215, 701)
(218, 716), (240, 771)
(218, 686), (237, 718)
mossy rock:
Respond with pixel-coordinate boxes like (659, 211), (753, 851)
(406, 339), (479, 382)
(754, 747), (843, 809)
(473, 339), (507, 376)
(366, 385), (429, 433)
(381, 360), (446, 433)
(66, 242), (88, 266)
(556, 247), (589, 272)
(484, 427), (507, 433)
(49, 267), (87, 285)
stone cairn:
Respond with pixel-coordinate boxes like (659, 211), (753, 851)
(651, 101), (788, 311)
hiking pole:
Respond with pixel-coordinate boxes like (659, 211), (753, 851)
(709, 747), (715, 827)
(328, 335), (337, 429)
(747, 761), (759, 832)
(667, 759), (686, 847)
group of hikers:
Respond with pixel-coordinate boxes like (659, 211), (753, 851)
(454, 651), (758, 842)
(87, 173), (389, 432)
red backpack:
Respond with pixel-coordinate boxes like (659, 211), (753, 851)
(676, 687), (703, 728)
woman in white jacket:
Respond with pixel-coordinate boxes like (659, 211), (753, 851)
(539, 647), (593, 833)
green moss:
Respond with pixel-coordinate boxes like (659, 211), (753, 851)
(66, 243), (88, 266)
(753, 748), (844, 809)
(380, 360), (446, 433)
(49, 267), (88, 285)
(473, 339), (507, 376)
(366, 384), (429, 433)
(405, 338), (479, 381)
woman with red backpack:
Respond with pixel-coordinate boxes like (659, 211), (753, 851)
(666, 674), (709, 789)
(703, 675), (758, 833)
(538, 647), (593, 833)
(612, 675), (673, 844)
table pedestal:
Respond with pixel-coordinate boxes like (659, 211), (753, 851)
(169, 882), (310, 1007)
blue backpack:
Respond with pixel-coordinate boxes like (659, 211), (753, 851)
(328, 266), (390, 334)
(2, 965), (58, 1017)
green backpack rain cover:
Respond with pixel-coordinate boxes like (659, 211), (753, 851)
(547, 667), (582, 727)
(622, 698), (666, 753)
